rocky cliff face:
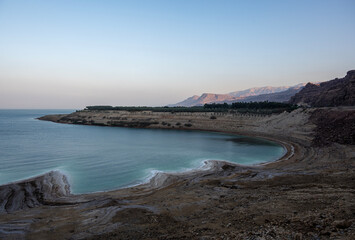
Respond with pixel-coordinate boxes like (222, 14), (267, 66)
(290, 70), (355, 107)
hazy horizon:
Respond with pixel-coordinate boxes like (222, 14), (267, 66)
(1, 0), (354, 109)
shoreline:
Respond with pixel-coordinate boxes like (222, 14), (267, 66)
(1, 108), (354, 239)
(0, 129), (290, 195)
(98, 130), (292, 192)
(32, 110), (303, 194)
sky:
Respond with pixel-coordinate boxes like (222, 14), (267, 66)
(0, 0), (354, 109)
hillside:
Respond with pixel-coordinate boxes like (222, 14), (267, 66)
(290, 70), (355, 107)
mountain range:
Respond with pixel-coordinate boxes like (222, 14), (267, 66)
(169, 84), (305, 107)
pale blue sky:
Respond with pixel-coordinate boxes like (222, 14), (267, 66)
(0, 0), (354, 108)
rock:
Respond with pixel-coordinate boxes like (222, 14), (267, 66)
(310, 109), (355, 146)
(294, 233), (302, 240)
(0, 171), (70, 213)
(333, 220), (352, 229)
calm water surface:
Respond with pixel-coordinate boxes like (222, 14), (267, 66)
(0, 110), (285, 193)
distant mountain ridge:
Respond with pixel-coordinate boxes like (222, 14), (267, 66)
(229, 86), (291, 98)
(170, 84), (305, 107)
(227, 85), (305, 103)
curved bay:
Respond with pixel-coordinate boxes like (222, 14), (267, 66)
(0, 110), (285, 193)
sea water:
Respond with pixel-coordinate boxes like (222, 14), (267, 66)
(0, 109), (285, 194)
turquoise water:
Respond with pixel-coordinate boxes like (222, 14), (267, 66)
(0, 110), (285, 194)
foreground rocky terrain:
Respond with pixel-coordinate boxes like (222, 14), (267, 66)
(0, 106), (354, 239)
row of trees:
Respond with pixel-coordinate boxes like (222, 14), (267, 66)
(85, 105), (226, 112)
(204, 101), (297, 110)
(85, 101), (298, 113)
